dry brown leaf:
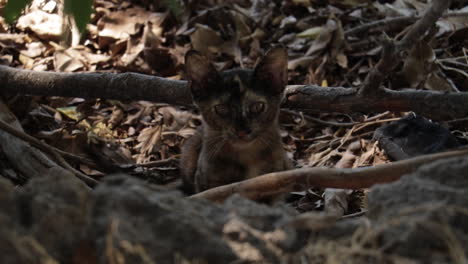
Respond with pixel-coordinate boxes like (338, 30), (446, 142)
(335, 141), (361, 169)
(135, 125), (162, 156)
(437, 6), (468, 34)
(54, 49), (85, 72)
(323, 188), (352, 217)
(21, 42), (46, 58)
(120, 35), (145, 66)
(123, 107), (147, 126)
(190, 23), (224, 58)
(17, 10), (63, 40)
(305, 19), (337, 56)
(402, 41), (435, 88)
(82, 52), (111, 66)
(97, 7), (166, 48)
(425, 71), (458, 92)
(188, 7), (241, 61)
(108, 106), (124, 129)
(287, 56), (315, 70)
(0, 33), (27, 45)
(178, 128), (197, 138)
(158, 106), (196, 131)
(356, 141), (378, 167)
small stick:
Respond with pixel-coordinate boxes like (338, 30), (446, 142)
(191, 147), (468, 203)
(0, 119), (98, 186)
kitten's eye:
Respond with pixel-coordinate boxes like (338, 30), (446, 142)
(249, 102), (265, 114)
(214, 104), (230, 116)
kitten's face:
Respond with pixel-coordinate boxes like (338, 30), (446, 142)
(185, 47), (288, 144)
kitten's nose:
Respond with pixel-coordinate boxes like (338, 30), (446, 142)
(237, 129), (251, 138)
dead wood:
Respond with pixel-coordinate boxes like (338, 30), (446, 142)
(2, 66), (468, 120)
(358, 0), (452, 95)
(0, 118), (98, 186)
(345, 11), (468, 36)
(0, 0), (461, 121)
(0, 101), (91, 187)
(0, 65), (192, 105)
(190, 147), (468, 203)
(284, 85), (468, 120)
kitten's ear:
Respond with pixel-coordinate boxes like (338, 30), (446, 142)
(253, 46), (288, 95)
(185, 50), (219, 101)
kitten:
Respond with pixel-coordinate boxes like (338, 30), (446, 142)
(180, 47), (292, 194)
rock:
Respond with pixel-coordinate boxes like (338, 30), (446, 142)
(367, 156), (468, 262)
(0, 173), (298, 263)
(0, 174), (87, 264)
(3, 156), (468, 263)
(373, 113), (460, 160)
(14, 172), (91, 262)
(89, 175), (298, 263)
(89, 175), (237, 263)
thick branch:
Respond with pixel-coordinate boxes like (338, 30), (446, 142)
(0, 65), (191, 105)
(284, 85), (468, 121)
(191, 148), (468, 203)
(2, 66), (468, 121)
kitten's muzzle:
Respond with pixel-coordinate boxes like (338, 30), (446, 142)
(236, 128), (252, 139)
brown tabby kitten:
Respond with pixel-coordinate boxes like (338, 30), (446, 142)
(181, 47), (292, 193)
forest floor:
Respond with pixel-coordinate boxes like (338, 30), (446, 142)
(0, 0), (468, 263)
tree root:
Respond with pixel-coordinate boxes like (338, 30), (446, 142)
(191, 147), (468, 202)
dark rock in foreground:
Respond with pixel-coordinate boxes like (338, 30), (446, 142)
(1, 156), (468, 263)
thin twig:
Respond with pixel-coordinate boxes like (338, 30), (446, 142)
(346, 11), (468, 36)
(0, 119), (92, 164)
(282, 109), (398, 128)
(282, 109), (358, 127)
(342, 210), (367, 219)
(0, 119), (98, 186)
(140, 157), (178, 168)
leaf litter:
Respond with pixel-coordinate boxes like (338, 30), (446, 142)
(1, 0), (468, 222)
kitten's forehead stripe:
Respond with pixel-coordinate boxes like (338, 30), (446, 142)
(233, 74), (247, 94)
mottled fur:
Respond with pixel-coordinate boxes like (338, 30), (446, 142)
(181, 47), (292, 193)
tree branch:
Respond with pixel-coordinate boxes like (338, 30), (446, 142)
(345, 11), (468, 36)
(190, 148), (468, 203)
(284, 85), (468, 120)
(2, 66), (468, 120)
(358, 0), (452, 95)
(0, 65), (191, 105)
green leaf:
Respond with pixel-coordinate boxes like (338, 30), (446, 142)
(64, 0), (94, 33)
(4, 0), (32, 23)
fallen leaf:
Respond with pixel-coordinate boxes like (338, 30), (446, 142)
(20, 42), (46, 58)
(16, 10), (63, 40)
(54, 49), (85, 72)
(135, 125), (162, 156)
(296, 27), (323, 39)
(305, 19), (336, 56)
(97, 7), (166, 49)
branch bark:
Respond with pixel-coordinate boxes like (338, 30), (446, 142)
(190, 148), (468, 203)
(345, 11), (468, 36)
(0, 65), (191, 105)
(2, 66), (468, 121)
(0, 100), (90, 188)
(284, 85), (468, 120)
